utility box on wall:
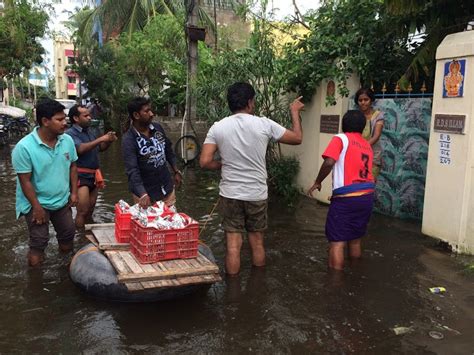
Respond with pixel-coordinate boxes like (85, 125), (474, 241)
(422, 30), (474, 254)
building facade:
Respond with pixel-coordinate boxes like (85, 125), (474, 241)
(53, 38), (79, 99)
(199, 0), (248, 49)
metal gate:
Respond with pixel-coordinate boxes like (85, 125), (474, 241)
(350, 90), (433, 220)
(373, 96), (432, 219)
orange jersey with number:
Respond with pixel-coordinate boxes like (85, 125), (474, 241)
(322, 133), (374, 194)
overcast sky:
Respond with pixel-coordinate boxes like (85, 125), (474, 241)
(41, 0), (81, 72)
(41, 0), (319, 73)
(263, 0), (318, 18)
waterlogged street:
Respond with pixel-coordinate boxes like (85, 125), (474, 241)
(0, 142), (473, 353)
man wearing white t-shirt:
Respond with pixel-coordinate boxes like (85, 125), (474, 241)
(200, 82), (304, 275)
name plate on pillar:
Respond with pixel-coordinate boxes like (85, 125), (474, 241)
(433, 114), (466, 134)
(320, 115), (340, 134)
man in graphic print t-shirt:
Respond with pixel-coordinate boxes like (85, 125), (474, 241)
(122, 97), (182, 208)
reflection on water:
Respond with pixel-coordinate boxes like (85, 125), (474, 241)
(0, 141), (473, 353)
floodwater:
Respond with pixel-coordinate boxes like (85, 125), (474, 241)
(0, 140), (473, 354)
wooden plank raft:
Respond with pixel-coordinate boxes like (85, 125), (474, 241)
(84, 223), (221, 292)
(123, 273), (222, 292)
(85, 223), (129, 251)
(105, 250), (221, 292)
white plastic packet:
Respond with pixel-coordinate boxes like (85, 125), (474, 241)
(118, 199), (130, 212)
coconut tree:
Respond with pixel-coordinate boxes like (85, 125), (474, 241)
(75, 0), (218, 124)
(77, 0), (215, 42)
(385, 0), (474, 87)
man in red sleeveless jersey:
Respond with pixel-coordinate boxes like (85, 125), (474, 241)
(308, 110), (375, 271)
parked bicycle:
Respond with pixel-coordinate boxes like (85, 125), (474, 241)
(174, 134), (200, 165)
(175, 111), (201, 166)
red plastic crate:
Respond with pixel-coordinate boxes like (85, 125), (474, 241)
(114, 204), (132, 242)
(130, 241), (198, 263)
(114, 204), (161, 243)
(114, 223), (131, 243)
(115, 204), (131, 227)
(130, 237), (198, 263)
(130, 215), (199, 245)
(129, 215), (199, 263)
(115, 204), (131, 230)
(131, 236), (198, 254)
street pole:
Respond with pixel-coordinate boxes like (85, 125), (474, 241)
(213, 0), (218, 52)
(11, 78), (15, 102)
(186, 0), (199, 124)
(27, 77), (31, 99)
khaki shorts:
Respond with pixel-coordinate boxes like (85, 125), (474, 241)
(219, 196), (267, 233)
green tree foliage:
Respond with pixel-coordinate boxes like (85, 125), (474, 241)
(63, 6), (95, 51)
(78, 0), (215, 41)
(267, 156), (300, 205)
(0, 0), (48, 78)
(386, 0), (474, 87)
(73, 2), (301, 203)
(75, 15), (193, 131)
(75, 43), (130, 131)
(284, 0), (414, 100)
(197, 15), (301, 204)
(120, 15), (188, 111)
(197, 18), (293, 127)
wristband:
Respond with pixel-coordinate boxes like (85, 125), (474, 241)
(174, 170), (182, 175)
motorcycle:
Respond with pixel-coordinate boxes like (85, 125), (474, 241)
(0, 115), (9, 146)
(5, 115), (30, 138)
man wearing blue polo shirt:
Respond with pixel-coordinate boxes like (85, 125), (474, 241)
(66, 105), (117, 229)
(12, 98), (78, 266)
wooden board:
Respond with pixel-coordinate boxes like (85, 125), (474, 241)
(84, 233), (99, 247)
(85, 223), (222, 291)
(123, 273), (222, 292)
(87, 223), (129, 251)
(85, 223), (114, 231)
(105, 250), (220, 284)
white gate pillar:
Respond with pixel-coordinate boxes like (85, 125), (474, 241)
(422, 30), (474, 254)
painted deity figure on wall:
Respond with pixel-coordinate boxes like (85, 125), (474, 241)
(444, 60), (464, 97)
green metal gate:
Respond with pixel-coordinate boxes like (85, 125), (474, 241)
(372, 97), (432, 219)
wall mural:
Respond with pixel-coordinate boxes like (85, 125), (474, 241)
(372, 98), (432, 220)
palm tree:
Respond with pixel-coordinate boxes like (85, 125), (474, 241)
(78, 0), (215, 42)
(76, 0), (217, 122)
(386, 0), (474, 87)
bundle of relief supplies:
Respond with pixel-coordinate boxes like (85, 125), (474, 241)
(114, 200), (199, 263)
(114, 200), (169, 243)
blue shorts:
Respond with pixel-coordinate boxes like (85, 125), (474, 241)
(325, 193), (374, 242)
